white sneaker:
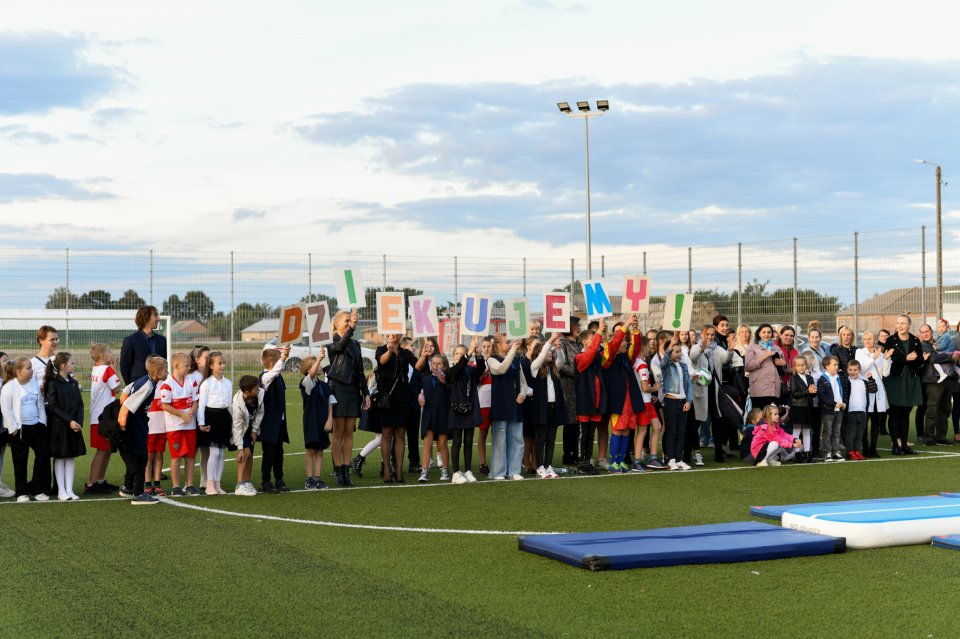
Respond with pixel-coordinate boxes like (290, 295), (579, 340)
(419, 470), (429, 483)
(693, 451), (704, 466)
(677, 461), (692, 471)
(440, 468), (451, 481)
(464, 470), (478, 483)
(598, 458), (611, 470)
(493, 476), (507, 481)
(0, 482), (15, 498)
(769, 459), (782, 467)
(68, 494), (80, 501)
(511, 474), (524, 480)
(757, 459), (769, 467)
(34, 493), (49, 502)
(834, 453), (846, 463)
(536, 465), (549, 479)
(58, 494), (70, 501)
(235, 482), (257, 496)
(16, 495), (30, 503)
(546, 466), (559, 479)
(667, 459), (680, 471)
(451, 471), (466, 484)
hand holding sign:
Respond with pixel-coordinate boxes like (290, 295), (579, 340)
(621, 276), (651, 314)
(333, 268), (366, 309)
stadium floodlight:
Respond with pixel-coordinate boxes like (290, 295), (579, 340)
(557, 102), (572, 113)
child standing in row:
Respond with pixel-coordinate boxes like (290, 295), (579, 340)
(790, 357), (816, 463)
(300, 350), (334, 490)
(817, 355), (849, 463)
(1, 358), (50, 502)
(120, 355), (168, 504)
(933, 319), (956, 383)
(44, 353), (86, 500)
(259, 347), (290, 493)
(604, 316), (642, 473)
(145, 373), (167, 496)
(0, 351), (12, 498)
(419, 354), (452, 482)
(188, 346), (211, 489)
(529, 334), (564, 479)
(161, 352), (200, 496)
(843, 360), (871, 460)
(231, 375), (264, 496)
(449, 337), (484, 484)
(633, 337), (664, 470)
(198, 351), (232, 495)
(85, 344), (120, 494)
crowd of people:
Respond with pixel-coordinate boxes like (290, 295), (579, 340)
(1, 304), (958, 505)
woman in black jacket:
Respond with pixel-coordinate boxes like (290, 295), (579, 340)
(884, 314), (924, 455)
(44, 353), (85, 500)
(372, 334), (428, 483)
(830, 326), (857, 377)
(327, 309), (370, 486)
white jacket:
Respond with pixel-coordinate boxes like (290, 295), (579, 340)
(231, 388), (265, 448)
(1, 378), (47, 434)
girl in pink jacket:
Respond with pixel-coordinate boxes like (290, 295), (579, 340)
(751, 404), (801, 467)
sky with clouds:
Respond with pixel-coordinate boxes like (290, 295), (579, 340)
(2, 0), (959, 281)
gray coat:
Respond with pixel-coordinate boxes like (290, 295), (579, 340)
(558, 336), (581, 423)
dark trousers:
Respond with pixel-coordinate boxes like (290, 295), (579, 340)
(888, 405), (912, 449)
(121, 451), (148, 495)
(924, 382), (952, 440)
(10, 424), (50, 497)
(406, 422), (421, 467)
(534, 404), (559, 469)
(952, 391), (960, 435)
(843, 411), (867, 452)
(681, 409), (699, 464)
(810, 410), (822, 457)
(562, 422), (579, 464)
(915, 398), (927, 440)
(451, 428), (474, 473)
(864, 409), (885, 453)
(662, 398), (686, 462)
(579, 420), (597, 463)
(260, 441), (285, 483)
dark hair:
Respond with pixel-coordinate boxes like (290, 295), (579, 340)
(779, 325), (795, 336)
(847, 359), (861, 369)
(712, 314), (729, 327)
(238, 375), (260, 392)
(204, 351), (223, 381)
(531, 342), (560, 379)
(43, 352), (72, 393)
(190, 345), (210, 374)
(587, 320), (599, 332)
(564, 316), (581, 338)
(135, 305), (158, 330)
(754, 323), (774, 343)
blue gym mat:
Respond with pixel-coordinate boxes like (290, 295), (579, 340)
(784, 496), (960, 524)
(931, 535), (960, 550)
(751, 495), (953, 521)
(518, 521), (845, 571)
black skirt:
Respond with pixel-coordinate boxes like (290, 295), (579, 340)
(206, 407), (232, 448)
(49, 422), (86, 459)
(331, 380), (362, 418)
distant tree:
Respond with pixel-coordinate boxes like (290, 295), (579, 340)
(183, 290), (215, 322)
(45, 287), (80, 310)
(78, 289), (112, 310)
(115, 289), (146, 310)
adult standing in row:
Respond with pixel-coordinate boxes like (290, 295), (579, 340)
(885, 314), (923, 455)
(373, 333), (428, 482)
(919, 323), (960, 446)
(120, 306), (167, 385)
(745, 323), (785, 409)
(855, 331), (891, 457)
(32, 326), (59, 389)
(830, 326), (857, 377)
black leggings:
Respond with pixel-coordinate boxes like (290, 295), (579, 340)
(562, 422), (579, 464)
(579, 421), (597, 462)
(864, 410), (886, 453)
(888, 405), (912, 448)
(535, 404), (560, 469)
(451, 428), (474, 473)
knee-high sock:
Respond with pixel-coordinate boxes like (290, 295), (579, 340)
(54, 459), (67, 497)
(360, 434), (382, 458)
(800, 427), (812, 452)
(207, 446), (224, 482)
(65, 458), (76, 495)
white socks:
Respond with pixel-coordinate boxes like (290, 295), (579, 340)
(199, 447), (209, 486)
(360, 434), (382, 458)
(207, 446), (225, 483)
(796, 427), (813, 452)
(54, 458), (77, 499)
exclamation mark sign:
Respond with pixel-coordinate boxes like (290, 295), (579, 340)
(672, 294), (684, 328)
(344, 269), (357, 305)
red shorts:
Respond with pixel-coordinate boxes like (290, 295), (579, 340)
(478, 407), (491, 430)
(639, 403), (659, 426)
(577, 414), (602, 423)
(148, 433), (168, 454)
(167, 430), (197, 459)
(609, 411), (638, 431)
(89, 424), (112, 452)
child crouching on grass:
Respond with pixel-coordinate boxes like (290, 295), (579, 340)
(750, 404), (801, 467)
(231, 375), (264, 496)
(300, 349), (335, 490)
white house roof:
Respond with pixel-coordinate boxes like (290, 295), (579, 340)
(241, 318), (279, 333)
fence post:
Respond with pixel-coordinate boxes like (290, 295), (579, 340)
(523, 257), (527, 297)
(642, 251), (647, 276)
(853, 232), (860, 338)
(737, 242), (743, 326)
(382, 254), (387, 290)
(570, 258), (576, 312)
(149, 249), (154, 305)
(792, 237), (799, 329)
(687, 247), (692, 294)
(65, 248), (70, 348)
(230, 251), (235, 382)
(308, 253), (313, 302)
(601, 255), (605, 278)
(921, 225), (927, 322)
(453, 256), (459, 318)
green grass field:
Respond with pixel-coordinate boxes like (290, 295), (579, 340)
(2, 389), (960, 638)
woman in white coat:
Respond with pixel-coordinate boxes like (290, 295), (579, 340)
(856, 330), (892, 458)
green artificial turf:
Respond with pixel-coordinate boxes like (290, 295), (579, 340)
(2, 389), (960, 638)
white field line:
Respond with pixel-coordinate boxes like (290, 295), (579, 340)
(156, 496), (564, 535)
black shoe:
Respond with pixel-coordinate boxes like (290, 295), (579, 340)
(160, 473), (170, 481)
(275, 480), (290, 492)
(408, 462), (421, 473)
(100, 480), (120, 491)
(891, 446), (904, 456)
(342, 467), (354, 487)
(903, 446), (917, 455)
(935, 439), (954, 445)
(261, 481), (279, 493)
(922, 438), (937, 446)
(334, 466), (346, 487)
(714, 452), (726, 463)
(351, 455), (365, 477)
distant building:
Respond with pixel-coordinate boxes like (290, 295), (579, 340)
(240, 318), (279, 342)
(835, 285), (960, 335)
(171, 319), (209, 340)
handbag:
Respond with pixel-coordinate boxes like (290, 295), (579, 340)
(373, 349), (401, 410)
(451, 363), (474, 415)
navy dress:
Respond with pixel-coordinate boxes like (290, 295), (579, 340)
(46, 375), (86, 459)
(447, 356), (485, 430)
(301, 376), (333, 451)
(420, 372), (451, 438)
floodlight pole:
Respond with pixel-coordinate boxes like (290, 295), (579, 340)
(916, 159), (943, 319)
(561, 108), (605, 280)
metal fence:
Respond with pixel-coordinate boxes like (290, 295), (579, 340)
(0, 223), (953, 381)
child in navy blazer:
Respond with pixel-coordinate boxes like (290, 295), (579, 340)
(817, 355), (850, 462)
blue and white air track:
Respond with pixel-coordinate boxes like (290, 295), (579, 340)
(767, 495), (960, 549)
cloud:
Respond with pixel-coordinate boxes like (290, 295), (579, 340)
(233, 207), (264, 221)
(292, 56), (960, 246)
(90, 107), (142, 127)
(0, 124), (58, 145)
(0, 173), (116, 205)
(0, 31), (126, 115)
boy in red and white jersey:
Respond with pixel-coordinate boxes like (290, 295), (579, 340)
(160, 352), (200, 496)
(146, 377), (167, 496)
(84, 344), (122, 494)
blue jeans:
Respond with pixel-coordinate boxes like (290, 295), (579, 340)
(491, 421), (523, 478)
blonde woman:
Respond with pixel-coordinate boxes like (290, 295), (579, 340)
(327, 309), (370, 486)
